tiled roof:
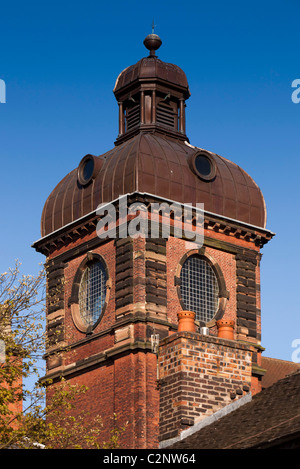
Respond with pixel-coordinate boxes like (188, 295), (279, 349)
(261, 356), (300, 389)
(169, 370), (300, 449)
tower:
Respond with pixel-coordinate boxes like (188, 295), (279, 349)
(33, 33), (273, 449)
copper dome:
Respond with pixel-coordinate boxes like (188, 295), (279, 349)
(41, 133), (266, 237)
(113, 57), (190, 99)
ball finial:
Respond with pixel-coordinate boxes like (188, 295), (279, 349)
(143, 22), (162, 57)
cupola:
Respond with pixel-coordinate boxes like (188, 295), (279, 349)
(35, 34), (271, 248)
(113, 33), (191, 145)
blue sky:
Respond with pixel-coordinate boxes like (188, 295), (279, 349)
(0, 0), (299, 366)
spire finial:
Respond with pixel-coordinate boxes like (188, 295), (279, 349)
(152, 19), (156, 34)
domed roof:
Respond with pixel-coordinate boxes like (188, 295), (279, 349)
(113, 33), (190, 99)
(114, 56), (190, 98)
(41, 133), (266, 237)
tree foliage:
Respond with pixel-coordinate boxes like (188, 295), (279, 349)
(0, 261), (127, 449)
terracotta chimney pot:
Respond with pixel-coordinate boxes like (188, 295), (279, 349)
(216, 319), (235, 340)
(177, 311), (196, 333)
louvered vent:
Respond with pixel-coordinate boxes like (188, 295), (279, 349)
(126, 103), (140, 131)
(156, 102), (176, 129)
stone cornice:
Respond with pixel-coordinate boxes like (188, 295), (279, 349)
(32, 191), (274, 257)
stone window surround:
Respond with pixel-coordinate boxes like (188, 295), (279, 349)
(69, 252), (111, 334)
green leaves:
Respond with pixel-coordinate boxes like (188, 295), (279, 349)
(0, 262), (127, 449)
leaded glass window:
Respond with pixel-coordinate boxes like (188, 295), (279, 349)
(180, 256), (219, 323)
(79, 261), (107, 327)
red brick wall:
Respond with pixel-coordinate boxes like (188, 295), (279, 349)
(44, 216), (263, 448)
(158, 331), (252, 443)
(47, 349), (159, 449)
(114, 351), (159, 449)
(64, 239), (116, 346)
(166, 237), (237, 329)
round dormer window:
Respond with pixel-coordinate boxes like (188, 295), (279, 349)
(192, 152), (216, 181)
(78, 154), (95, 185)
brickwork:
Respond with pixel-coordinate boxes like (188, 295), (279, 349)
(158, 331), (252, 443)
(44, 232), (162, 449)
(145, 237), (167, 320)
(236, 252), (259, 340)
(42, 222), (265, 448)
(115, 237), (134, 314)
(65, 238), (116, 345)
(40, 193), (269, 449)
(167, 236), (237, 329)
